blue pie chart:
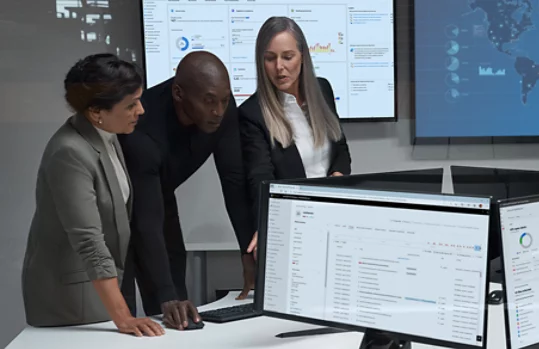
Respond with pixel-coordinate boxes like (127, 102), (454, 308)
(445, 24), (459, 39)
(520, 233), (532, 248)
(446, 40), (460, 55)
(445, 88), (460, 103)
(445, 72), (460, 86)
(176, 36), (189, 51)
(445, 56), (460, 71)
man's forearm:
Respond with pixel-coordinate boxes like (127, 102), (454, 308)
(132, 227), (180, 304)
(92, 278), (132, 323)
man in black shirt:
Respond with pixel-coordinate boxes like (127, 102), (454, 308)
(118, 51), (256, 329)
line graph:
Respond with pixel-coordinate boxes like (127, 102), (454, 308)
(309, 42), (336, 53)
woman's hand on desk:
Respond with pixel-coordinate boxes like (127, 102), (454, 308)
(114, 316), (165, 337)
(330, 171), (344, 177)
(91, 277), (164, 337)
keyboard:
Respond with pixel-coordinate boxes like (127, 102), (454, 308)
(199, 303), (262, 323)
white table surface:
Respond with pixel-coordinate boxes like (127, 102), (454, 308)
(6, 284), (506, 349)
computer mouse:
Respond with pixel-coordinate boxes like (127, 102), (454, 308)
(488, 290), (503, 305)
(184, 318), (205, 330)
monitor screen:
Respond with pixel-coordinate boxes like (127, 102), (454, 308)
(414, 0), (539, 137)
(140, 0), (395, 120)
(451, 165), (539, 263)
(500, 197), (539, 349)
(259, 184), (491, 348)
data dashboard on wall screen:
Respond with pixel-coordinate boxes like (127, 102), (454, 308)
(141, 0), (395, 120)
(414, 0), (539, 137)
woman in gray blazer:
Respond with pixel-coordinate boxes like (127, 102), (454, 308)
(22, 54), (164, 337)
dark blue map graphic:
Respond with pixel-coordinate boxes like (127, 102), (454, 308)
(470, 0), (533, 55)
(515, 56), (539, 104)
(471, 0), (537, 103)
(415, 0), (539, 137)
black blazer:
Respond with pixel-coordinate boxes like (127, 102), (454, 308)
(238, 77), (352, 219)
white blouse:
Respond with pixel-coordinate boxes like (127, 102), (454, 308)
(94, 127), (130, 204)
(281, 92), (330, 178)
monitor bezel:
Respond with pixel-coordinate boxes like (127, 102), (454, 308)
(138, 0), (397, 122)
(497, 194), (539, 349)
(255, 180), (492, 349)
(282, 167), (444, 187)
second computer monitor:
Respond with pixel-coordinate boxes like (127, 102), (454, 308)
(451, 165), (539, 263)
(256, 183), (492, 349)
(499, 196), (539, 349)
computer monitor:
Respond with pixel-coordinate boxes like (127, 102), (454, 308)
(451, 166), (539, 203)
(256, 182), (492, 349)
(499, 195), (539, 349)
(285, 168), (444, 194)
(451, 166), (539, 277)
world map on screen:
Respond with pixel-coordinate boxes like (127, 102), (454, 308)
(415, 0), (539, 137)
(470, 0), (539, 104)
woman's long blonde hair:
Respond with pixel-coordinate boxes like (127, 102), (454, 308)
(255, 16), (342, 148)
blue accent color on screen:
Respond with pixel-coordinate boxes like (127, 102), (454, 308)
(415, 0), (539, 137)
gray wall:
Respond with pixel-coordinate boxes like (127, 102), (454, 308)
(2, 0), (539, 347)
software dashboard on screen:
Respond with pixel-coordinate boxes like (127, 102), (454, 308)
(141, 0), (395, 119)
(500, 198), (539, 349)
(263, 184), (491, 347)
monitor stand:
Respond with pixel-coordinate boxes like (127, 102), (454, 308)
(489, 256), (502, 284)
(275, 328), (411, 349)
(275, 327), (350, 338)
(358, 330), (411, 349)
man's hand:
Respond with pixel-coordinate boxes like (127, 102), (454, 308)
(236, 253), (256, 300)
(114, 316), (165, 337)
(330, 171), (344, 177)
(161, 300), (200, 330)
(247, 231), (258, 260)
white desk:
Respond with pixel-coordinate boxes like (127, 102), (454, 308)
(6, 284), (506, 349)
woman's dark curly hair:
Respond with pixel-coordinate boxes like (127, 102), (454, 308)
(64, 53), (144, 113)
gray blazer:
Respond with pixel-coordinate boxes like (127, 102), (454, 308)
(22, 113), (132, 327)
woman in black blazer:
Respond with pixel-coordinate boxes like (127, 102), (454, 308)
(239, 16), (352, 254)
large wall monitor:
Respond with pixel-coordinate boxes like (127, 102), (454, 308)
(499, 196), (539, 349)
(257, 183), (491, 348)
(414, 0), (539, 137)
(140, 0), (395, 120)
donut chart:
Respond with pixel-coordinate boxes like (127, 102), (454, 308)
(519, 232), (533, 248)
(176, 36), (189, 51)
